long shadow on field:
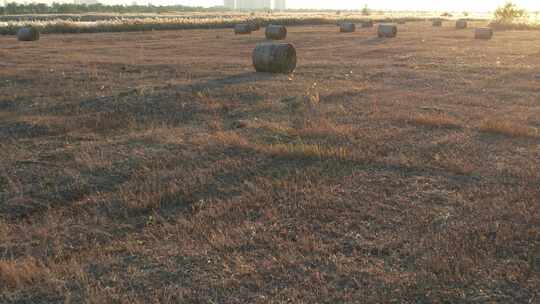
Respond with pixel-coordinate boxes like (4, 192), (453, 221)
(188, 71), (276, 91)
(41, 71), (274, 117)
(354, 37), (391, 46)
(144, 139), (493, 220)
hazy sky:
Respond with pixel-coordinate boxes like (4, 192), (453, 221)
(164, 0), (540, 11)
(10, 0), (540, 11)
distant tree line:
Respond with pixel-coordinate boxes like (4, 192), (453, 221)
(0, 2), (222, 15)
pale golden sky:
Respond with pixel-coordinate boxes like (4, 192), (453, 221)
(180, 0), (540, 11)
(9, 0), (540, 11)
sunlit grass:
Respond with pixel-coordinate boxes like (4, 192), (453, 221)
(265, 142), (351, 161)
(0, 258), (47, 290)
(0, 10), (497, 35)
(409, 113), (461, 129)
(479, 119), (539, 138)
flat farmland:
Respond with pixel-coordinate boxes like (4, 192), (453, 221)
(0, 22), (539, 303)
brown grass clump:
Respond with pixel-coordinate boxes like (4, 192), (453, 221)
(265, 142), (351, 161)
(214, 130), (250, 147)
(409, 113), (461, 128)
(479, 119), (539, 138)
(293, 117), (354, 139)
(0, 220), (7, 238)
(432, 150), (476, 175)
(0, 258), (47, 290)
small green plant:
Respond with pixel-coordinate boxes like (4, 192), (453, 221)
(361, 5), (370, 16)
(494, 2), (527, 23)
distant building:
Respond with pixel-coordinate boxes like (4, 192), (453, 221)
(74, 0), (99, 4)
(274, 0), (286, 10)
(236, 0), (268, 10)
(223, 0), (277, 10)
(235, 0), (248, 9)
(224, 0), (235, 9)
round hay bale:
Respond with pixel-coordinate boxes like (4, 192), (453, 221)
(475, 27), (493, 40)
(361, 20), (374, 28)
(234, 24), (251, 35)
(252, 42), (296, 74)
(432, 19), (443, 27)
(265, 25), (287, 40)
(17, 27), (40, 42)
(377, 24), (398, 38)
(456, 19), (468, 29)
(340, 22), (356, 33)
(248, 22), (260, 31)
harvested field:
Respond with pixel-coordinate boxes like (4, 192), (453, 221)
(0, 21), (539, 303)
